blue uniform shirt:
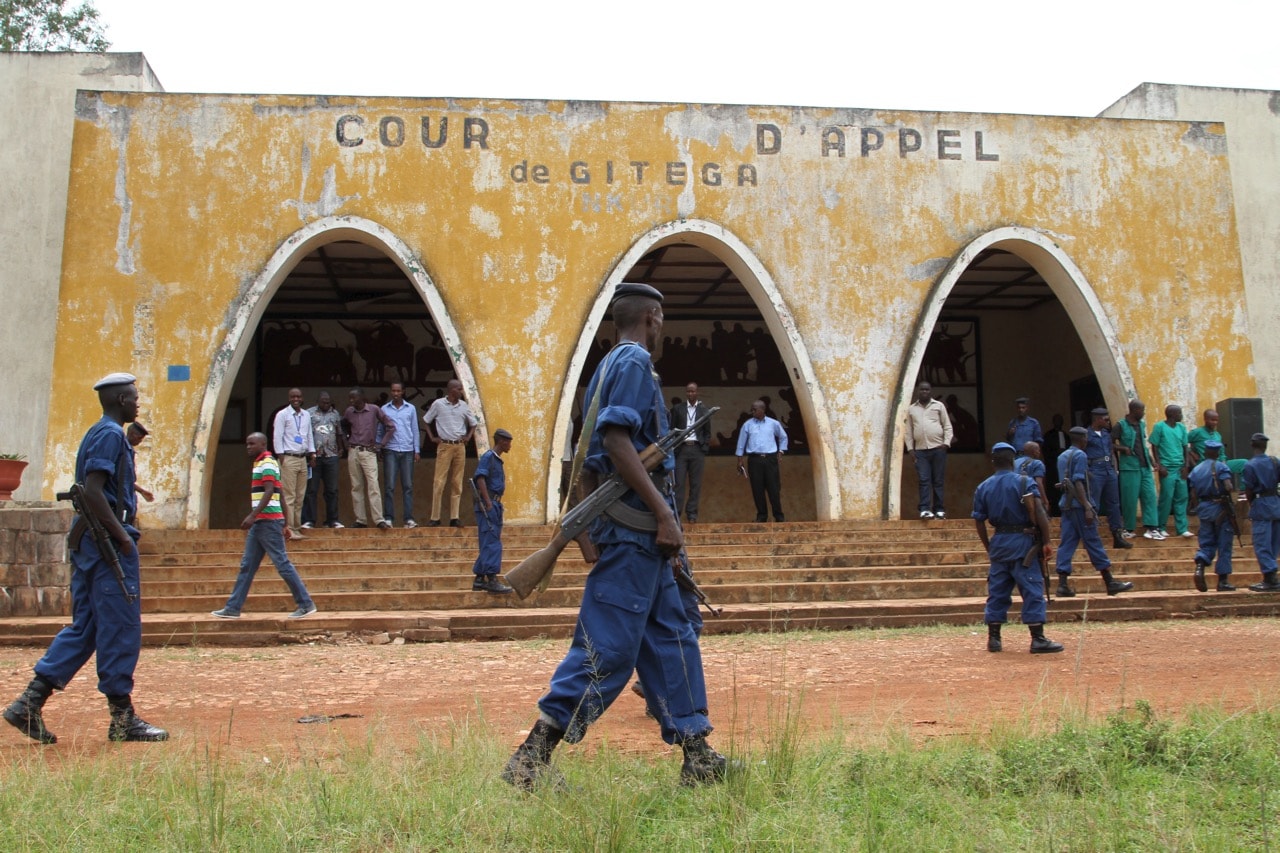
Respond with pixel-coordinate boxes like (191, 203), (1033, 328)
(1242, 455), (1280, 520)
(972, 469), (1040, 561)
(1188, 458), (1233, 521)
(1014, 455), (1046, 480)
(1085, 428), (1113, 465)
(1057, 447), (1089, 511)
(76, 416), (136, 521)
(473, 449), (505, 496)
(582, 340), (673, 547)
(1008, 416), (1043, 448)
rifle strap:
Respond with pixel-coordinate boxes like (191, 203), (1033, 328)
(560, 342), (637, 517)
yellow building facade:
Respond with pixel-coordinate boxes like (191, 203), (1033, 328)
(43, 92), (1255, 528)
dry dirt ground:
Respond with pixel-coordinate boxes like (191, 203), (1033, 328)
(3, 619), (1279, 763)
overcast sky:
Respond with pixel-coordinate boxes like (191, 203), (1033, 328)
(94, 0), (1278, 117)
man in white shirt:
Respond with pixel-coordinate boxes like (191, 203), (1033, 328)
(904, 381), (954, 519)
(272, 387), (315, 538)
(422, 379), (478, 527)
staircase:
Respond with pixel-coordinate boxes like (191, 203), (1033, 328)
(1, 520), (1277, 646)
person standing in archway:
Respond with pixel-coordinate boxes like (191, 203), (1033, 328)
(905, 381), (953, 519)
(671, 382), (711, 523)
(272, 388), (314, 539)
(342, 387), (394, 530)
(1005, 397), (1043, 448)
(735, 400), (788, 523)
(422, 378), (478, 528)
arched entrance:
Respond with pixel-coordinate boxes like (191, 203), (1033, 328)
(888, 227), (1136, 518)
(187, 216), (483, 528)
(547, 219), (841, 522)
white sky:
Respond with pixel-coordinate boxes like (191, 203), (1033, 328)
(94, 0), (1279, 117)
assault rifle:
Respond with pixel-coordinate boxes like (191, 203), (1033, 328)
(506, 406), (720, 599)
(671, 548), (722, 618)
(57, 483), (136, 603)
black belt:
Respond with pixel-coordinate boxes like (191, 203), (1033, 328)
(1087, 458), (1112, 466)
(439, 439), (465, 444)
(1259, 489), (1279, 497)
(747, 452), (776, 458)
(350, 444), (376, 451)
(280, 452), (309, 457)
(994, 525), (1033, 535)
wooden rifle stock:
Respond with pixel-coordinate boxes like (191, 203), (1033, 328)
(505, 406), (719, 600)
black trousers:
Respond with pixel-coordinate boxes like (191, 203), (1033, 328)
(674, 443), (706, 520)
(747, 454), (784, 521)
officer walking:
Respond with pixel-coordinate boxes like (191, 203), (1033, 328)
(1187, 440), (1236, 592)
(973, 442), (1061, 654)
(1241, 433), (1280, 592)
(3, 373), (168, 744)
(1056, 426), (1135, 597)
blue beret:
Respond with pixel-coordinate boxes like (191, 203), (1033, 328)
(1253, 433), (1270, 443)
(93, 372), (136, 390)
(611, 282), (663, 304)
(1090, 407), (1109, 416)
(991, 442), (1016, 454)
(1204, 440), (1223, 449)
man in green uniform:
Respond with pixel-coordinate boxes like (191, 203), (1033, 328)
(1188, 408), (1248, 480)
(1150, 404), (1192, 538)
(1113, 400), (1161, 539)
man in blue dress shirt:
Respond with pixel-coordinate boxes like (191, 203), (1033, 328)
(735, 400), (788, 522)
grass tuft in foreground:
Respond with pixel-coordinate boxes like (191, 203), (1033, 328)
(0, 700), (1276, 851)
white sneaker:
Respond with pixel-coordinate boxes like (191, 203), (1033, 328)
(301, 522), (313, 529)
(327, 522), (344, 529)
(935, 511), (946, 519)
(920, 511), (934, 520)
(1143, 529), (1159, 539)
(1155, 529), (1169, 540)
(1180, 531), (1196, 538)
(1121, 530), (1135, 539)
(405, 520), (418, 529)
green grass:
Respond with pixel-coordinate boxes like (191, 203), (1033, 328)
(1, 700), (1276, 851)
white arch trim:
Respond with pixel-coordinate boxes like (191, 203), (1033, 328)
(185, 215), (485, 528)
(885, 226), (1136, 516)
(546, 219), (842, 521)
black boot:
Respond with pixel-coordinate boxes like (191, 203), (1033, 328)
(986, 623), (1002, 653)
(3, 675), (57, 744)
(1029, 624), (1064, 654)
(1217, 577), (1236, 592)
(502, 718), (565, 790)
(1100, 569), (1134, 595)
(1194, 559), (1208, 593)
(1056, 572), (1076, 598)
(679, 735), (731, 786)
(107, 696), (169, 742)
(1249, 572), (1280, 593)
(1112, 530), (1134, 550)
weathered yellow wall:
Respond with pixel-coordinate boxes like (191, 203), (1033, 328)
(45, 95), (1254, 526)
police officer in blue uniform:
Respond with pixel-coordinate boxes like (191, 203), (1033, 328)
(1086, 407), (1133, 551)
(471, 428), (514, 594)
(3, 373), (167, 744)
(503, 282), (727, 789)
(1241, 433), (1280, 592)
(973, 442), (1062, 654)
(1056, 426), (1135, 597)
(1187, 439), (1236, 592)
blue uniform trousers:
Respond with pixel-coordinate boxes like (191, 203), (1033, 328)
(471, 500), (504, 576)
(1249, 497), (1280, 574)
(1088, 463), (1123, 532)
(984, 534), (1047, 624)
(539, 535), (711, 746)
(1194, 505), (1234, 575)
(35, 527), (142, 696)
(1056, 507), (1112, 575)
(221, 520), (314, 615)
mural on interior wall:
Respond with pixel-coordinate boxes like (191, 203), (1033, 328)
(916, 318), (984, 453)
(575, 319), (806, 455)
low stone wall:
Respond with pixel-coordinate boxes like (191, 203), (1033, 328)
(0, 502), (72, 617)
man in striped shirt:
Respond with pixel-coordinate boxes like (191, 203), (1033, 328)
(211, 432), (317, 619)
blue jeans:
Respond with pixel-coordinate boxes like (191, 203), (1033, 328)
(302, 455), (340, 526)
(382, 450), (416, 524)
(913, 447), (947, 513)
(35, 526), (142, 696)
(221, 520), (313, 615)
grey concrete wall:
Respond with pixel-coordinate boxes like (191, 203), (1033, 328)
(1101, 84), (1280, 422)
(0, 52), (162, 499)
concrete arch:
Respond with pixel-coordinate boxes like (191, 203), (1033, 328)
(546, 219), (842, 521)
(185, 215), (484, 527)
(885, 226), (1136, 516)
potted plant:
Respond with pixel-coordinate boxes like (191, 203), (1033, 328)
(0, 453), (28, 501)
